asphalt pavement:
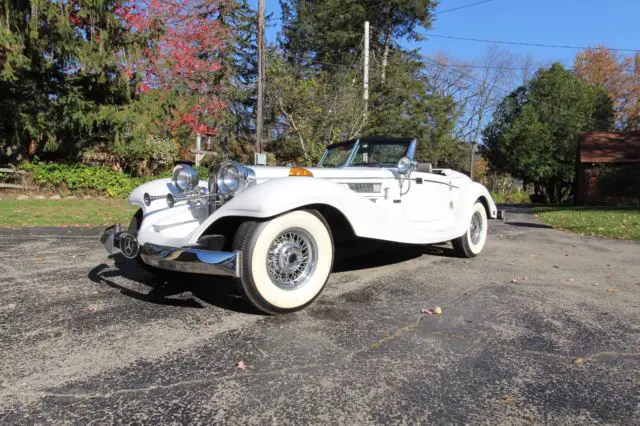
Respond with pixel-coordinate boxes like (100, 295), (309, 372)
(0, 207), (638, 424)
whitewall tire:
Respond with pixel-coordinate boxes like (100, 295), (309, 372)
(232, 210), (334, 314)
(452, 201), (488, 258)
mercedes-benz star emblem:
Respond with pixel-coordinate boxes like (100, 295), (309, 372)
(119, 232), (140, 259)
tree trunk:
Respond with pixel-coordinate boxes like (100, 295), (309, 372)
(381, 28), (391, 83)
(545, 182), (557, 204)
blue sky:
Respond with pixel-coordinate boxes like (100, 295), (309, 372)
(251, 0), (640, 66)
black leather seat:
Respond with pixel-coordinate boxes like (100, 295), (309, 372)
(416, 162), (433, 173)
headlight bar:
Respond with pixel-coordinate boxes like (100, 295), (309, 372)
(143, 162), (255, 209)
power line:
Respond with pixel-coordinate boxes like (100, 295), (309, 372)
(426, 34), (640, 53)
(422, 57), (534, 71)
(274, 52), (354, 69)
(434, 0), (493, 16)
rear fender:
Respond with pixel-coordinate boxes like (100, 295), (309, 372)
(453, 182), (498, 230)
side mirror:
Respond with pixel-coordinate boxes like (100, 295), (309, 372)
(397, 157), (416, 174)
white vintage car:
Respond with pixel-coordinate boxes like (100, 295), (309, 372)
(100, 137), (499, 314)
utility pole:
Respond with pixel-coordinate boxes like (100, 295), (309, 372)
(256, 0), (265, 154)
(363, 21), (369, 109)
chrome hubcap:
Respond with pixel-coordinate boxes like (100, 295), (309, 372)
(266, 228), (317, 290)
(470, 212), (483, 245)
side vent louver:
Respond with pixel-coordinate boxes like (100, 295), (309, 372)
(346, 183), (382, 193)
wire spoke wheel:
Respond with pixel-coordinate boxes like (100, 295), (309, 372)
(266, 228), (318, 290)
(233, 210), (334, 314)
(470, 211), (483, 245)
(452, 201), (488, 258)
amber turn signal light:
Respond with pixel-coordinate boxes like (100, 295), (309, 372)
(289, 167), (313, 177)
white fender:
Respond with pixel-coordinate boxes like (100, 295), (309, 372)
(187, 177), (430, 244)
(129, 178), (210, 247)
(132, 175), (498, 247)
(453, 181), (498, 228)
(186, 177), (493, 246)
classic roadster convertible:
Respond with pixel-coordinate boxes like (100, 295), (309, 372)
(100, 137), (498, 314)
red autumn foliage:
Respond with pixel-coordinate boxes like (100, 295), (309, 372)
(114, 0), (227, 135)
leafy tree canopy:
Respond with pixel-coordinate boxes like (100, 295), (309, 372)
(481, 63), (614, 202)
(279, 0), (437, 67)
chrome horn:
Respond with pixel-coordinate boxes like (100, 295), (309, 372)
(143, 187), (222, 208)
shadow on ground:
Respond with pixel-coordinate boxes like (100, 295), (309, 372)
(88, 240), (459, 313)
(506, 221), (553, 229)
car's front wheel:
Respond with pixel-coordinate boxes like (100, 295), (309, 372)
(452, 201), (488, 258)
(233, 210), (334, 314)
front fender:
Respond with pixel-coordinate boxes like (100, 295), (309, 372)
(187, 177), (429, 245)
(129, 178), (210, 247)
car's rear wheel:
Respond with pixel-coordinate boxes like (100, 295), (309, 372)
(452, 201), (488, 258)
(233, 209), (334, 314)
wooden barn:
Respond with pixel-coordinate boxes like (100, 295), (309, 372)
(575, 132), (640, 204)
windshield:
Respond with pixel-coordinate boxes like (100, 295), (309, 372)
(319, 141), (355, 167)
(318, 140), (411, 167)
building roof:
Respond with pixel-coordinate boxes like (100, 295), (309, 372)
(579, 132), (640, 163)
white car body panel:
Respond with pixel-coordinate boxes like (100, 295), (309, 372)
(98, 137), (500, 313)
(130, 165), (497, 248)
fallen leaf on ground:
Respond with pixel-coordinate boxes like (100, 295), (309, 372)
(501, 396), (517, 405)
(421, 309), (434, 315)
(434, 306), (442, 315)
(606, 288), (617, 293)
(236, 360), (246, 370)
(50, 329), (63, 338)
(197, 316), (210, 325)
(572, 357), (587, 365)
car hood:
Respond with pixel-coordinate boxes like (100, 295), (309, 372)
(248, 166), (395, 183)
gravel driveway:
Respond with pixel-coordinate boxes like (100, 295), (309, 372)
(0, 208), (638, 424)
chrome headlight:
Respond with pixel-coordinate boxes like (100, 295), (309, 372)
(172, 164), (199, 193)
(213, 161), (254, 197)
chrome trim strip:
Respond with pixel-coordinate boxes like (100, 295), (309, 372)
(345, 139), (360, 166)
(331, 176), (398, 180)
(415, 178), (460, 189)
(406, 138), (417, 161)
(140, 243), (241, 278)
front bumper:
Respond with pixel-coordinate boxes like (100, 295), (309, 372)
(99, 224), (241, 278)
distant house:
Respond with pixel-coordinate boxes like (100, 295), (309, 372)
(575, 132), (640, 204)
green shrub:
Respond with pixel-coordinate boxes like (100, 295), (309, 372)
(19, 162), (213, 197)
(491, 189), (531, 204)
(113, 136), (180, 177)
(20, 162), (144, 197)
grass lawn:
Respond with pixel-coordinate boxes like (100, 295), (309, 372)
(0, 198), (137, 228)
(533, 206), (640, 241)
